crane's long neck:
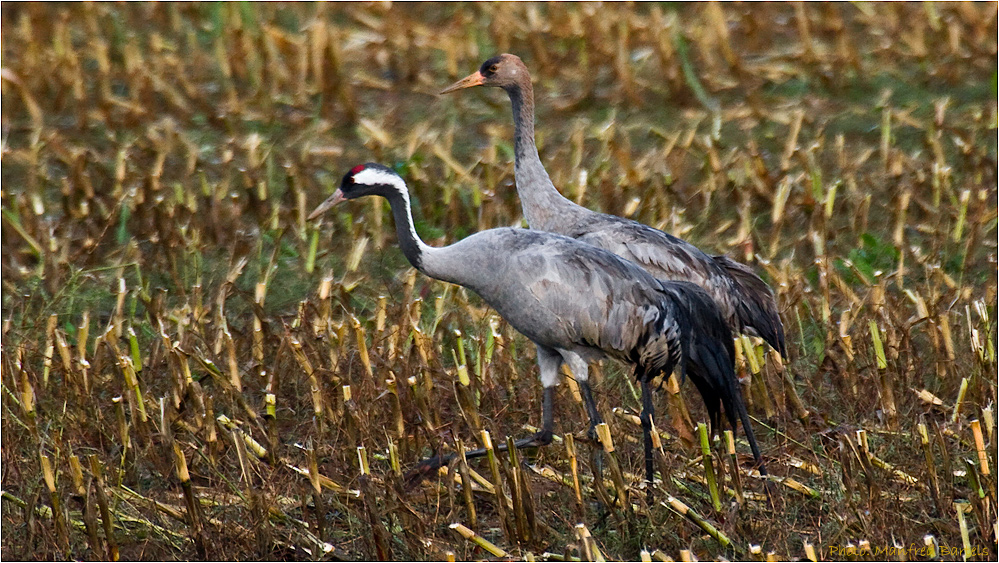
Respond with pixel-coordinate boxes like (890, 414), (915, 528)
(383, 190), (459, 285)
(507, 81), (581, 231)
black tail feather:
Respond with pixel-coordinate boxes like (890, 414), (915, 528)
(686, 345), (725, 436)
(688, 339), (769, 477)
(713, 255), (787, 358)
(666, 281), (769, 478)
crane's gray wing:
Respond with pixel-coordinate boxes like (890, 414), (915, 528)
(513, 242), (685, 377)
(570, 218), (724, 297)
(569, 214), (786, 358)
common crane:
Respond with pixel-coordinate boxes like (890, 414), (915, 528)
(308, 163), (769, 494)
(441, 54), (787, 360)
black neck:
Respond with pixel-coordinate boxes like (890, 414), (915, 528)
(383, 190), (424, 271)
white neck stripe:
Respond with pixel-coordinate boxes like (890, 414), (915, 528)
(354, 168), (405, 193)
(354, 167), (424, 257)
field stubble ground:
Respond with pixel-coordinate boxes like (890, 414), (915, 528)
(1, 2), (997, 561)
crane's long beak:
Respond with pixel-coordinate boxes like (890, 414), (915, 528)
(307, 189), (346, 221)
(439, 70), (484, 94)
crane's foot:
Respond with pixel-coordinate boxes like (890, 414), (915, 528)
(512, 429), (553, 449)
(762, 475), (780, 510)
(403, 453), (456, 487)
(585, 420), (601, 442)
(405, 429), (555, 488)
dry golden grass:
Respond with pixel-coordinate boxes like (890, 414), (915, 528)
(2, 2), (997, 561)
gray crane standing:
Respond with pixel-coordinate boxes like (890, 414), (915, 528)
(308, 163), (768, 495)
(441, 54), (787, 362)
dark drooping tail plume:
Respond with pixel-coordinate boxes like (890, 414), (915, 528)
(713, 255), (787, 359)
(663, 282), (769, 478)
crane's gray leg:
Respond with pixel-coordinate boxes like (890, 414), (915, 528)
(560, 352), (602, 438)
(562, 351), (607, 474)
(481, 344), (560, 449)
(561, 351), (611, 501)
(533, 344), (563, 443)
(640, 378), (656, 500)
(507, 386), (554, 448)
(580, 382), (602, 439)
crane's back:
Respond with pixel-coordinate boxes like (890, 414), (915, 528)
(436, 228), (685, 371)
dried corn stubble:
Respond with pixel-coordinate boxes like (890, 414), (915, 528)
(2, 2), (997, 560)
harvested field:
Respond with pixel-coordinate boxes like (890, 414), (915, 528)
(2, 2), (997, 561)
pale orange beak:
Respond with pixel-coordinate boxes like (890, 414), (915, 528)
(439, 70), (485, 94)
(307, 189), (346, 221)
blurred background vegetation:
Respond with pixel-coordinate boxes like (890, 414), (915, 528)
(2, 2), (996, 561)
